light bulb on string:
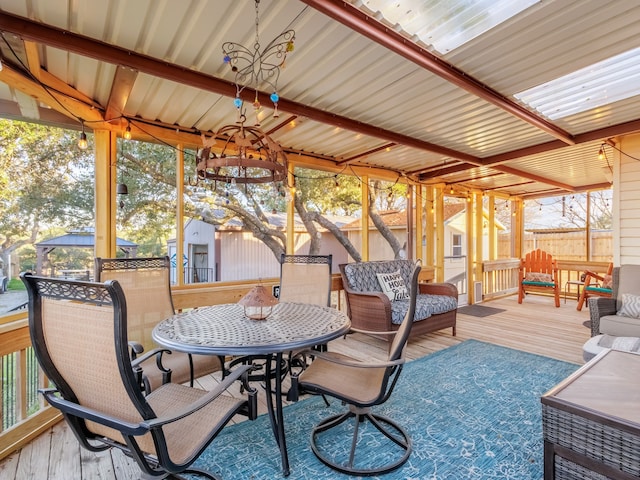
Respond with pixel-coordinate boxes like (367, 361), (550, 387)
(124, 121), (132, 140)
(77, 121), (88, 150)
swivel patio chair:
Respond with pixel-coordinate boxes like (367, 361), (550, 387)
(518, 249), (560, 307)
(291, 262), (420, 476)
(96, 256), (222, 393)
(21, 272), (257, 480)
(576, 262), (613, 311)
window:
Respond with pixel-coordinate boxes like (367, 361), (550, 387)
(452, 234), (463, 257)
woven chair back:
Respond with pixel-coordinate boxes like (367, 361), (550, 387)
(96, 257), (174, 352)
(278, 254), (332, 306)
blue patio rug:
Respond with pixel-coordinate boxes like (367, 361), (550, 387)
(193, 340), (579, 479)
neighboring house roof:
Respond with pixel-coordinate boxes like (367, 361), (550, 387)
(36, 229), (137, 248)
(341, 203), (505, 231)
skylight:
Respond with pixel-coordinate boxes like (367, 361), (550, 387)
(356, 0), (539, 54)
(514, 47), (640, 120)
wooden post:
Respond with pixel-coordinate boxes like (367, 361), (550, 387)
(176, 145), (185, 286)
(94, 129), (117, 259)
(474, 192), (484, 303)
(488, 195), (496, 260)
(361, 175), (369, 261)
(415, 185), (423, 263)
(287, 163), (295, 254)
(435, 186), (445, 282)
(406, 185), (414, 260)
(425, 186), (435, 268)
(466, 194), (474, 303)
(586, 191), (591, 261)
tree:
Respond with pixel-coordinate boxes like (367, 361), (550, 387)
(0, 120), (94, 275)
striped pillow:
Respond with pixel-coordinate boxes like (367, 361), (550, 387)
(617, 293), (640, 319)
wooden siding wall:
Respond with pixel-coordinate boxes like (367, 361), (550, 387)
(217, 231), (350, 281)
(497, 231), (613, 262)
(618, 134), (640, 265)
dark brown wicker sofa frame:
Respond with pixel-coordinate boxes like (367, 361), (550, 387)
(339, 260), (457, 341)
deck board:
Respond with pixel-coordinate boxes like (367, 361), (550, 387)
(0, 295), (592, 479)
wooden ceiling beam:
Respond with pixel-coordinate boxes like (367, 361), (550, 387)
(0, 63), (103, 124)
(104, 65), (138, 122)
(23, 40), (42, 81)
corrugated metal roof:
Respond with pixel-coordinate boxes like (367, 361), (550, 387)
(1, 0), (637, 198)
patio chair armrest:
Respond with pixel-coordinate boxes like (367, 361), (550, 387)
(589, 297), (617, 336)
(128, 341), (144, 357)
(348, 327), (396, 337)
(144, 364), (258, 428)
(299, 350), (404, 369)
(345, 291), (392, 331)
(130, 347), (173, 372)
(40, 388), (149, 436)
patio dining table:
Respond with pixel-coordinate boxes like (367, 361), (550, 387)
(152, 301), (351, 477)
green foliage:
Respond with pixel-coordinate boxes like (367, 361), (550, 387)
(7, 278), (25, 291)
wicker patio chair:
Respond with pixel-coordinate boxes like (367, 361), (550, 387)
(576, 262), (613, 311)
(518, 248), (560, 307)
(290, 263), (420, 476)
(21, 272), (257, 480)
(96, 256), (222, 393)
(589, 265), (640, 337)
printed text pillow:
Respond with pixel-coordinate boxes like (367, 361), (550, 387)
(376, 271), (410, 301)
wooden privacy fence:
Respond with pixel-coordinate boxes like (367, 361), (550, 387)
(498, 230), (612, 262)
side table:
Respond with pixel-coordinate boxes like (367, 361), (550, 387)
(541, 349), (640, 479)
(563, 280), (584, 304)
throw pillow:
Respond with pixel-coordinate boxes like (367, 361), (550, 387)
(601, 274), (613, 290)
(376, 270), (410, 301)
(617, 293), (640, 319)
(524, 272), (553, 283)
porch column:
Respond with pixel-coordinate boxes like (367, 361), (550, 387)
(473, 192), (484, 303)
(94, 129), (117, 259)
(176, 145), (185, 286)
(585, 192), (591, 261)
(435, 186), (445, 282)
(361, 175), (369, 261)
(406, 185), (414, 260)
(286, 163), (295, 254)
(425, 186), (435, 267)
(513, 198), (524, 259)
(465, 195), (473, 302)
(415, 185), (423, 263)
(488, 195), (496, 260)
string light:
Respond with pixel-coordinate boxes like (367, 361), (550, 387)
(124, 121), (132, 140)
(598, 145), (605, 161)
(77, 121), (88, 150)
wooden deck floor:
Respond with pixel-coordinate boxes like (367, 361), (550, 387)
(0, 294), (592, 479)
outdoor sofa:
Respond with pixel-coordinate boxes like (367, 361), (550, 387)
(339, 259), (458, 341)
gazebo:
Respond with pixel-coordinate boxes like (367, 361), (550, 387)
(35, 228), (138, 277)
